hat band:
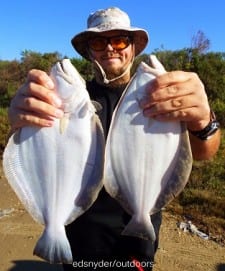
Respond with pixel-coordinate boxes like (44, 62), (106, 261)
(89, 16), (130, 29)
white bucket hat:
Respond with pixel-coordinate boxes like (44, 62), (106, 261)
(71, 7), (149, 60)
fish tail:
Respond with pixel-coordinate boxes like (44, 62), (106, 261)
(122, 214), (156, 241)
(33, 226), (73, 264)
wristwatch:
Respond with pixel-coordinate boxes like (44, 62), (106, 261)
(189, 111), (220, 140)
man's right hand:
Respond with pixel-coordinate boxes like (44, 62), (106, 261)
(8, 69), (64, 131)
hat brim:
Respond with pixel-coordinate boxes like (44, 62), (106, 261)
(71, 27), (149, 60)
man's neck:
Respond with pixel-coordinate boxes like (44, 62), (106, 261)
(94, 69), (131, 88)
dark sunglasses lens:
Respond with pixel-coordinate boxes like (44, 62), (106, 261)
(89, 37), (107, 51)
(111, 36), (130, 50)
(89, 36), (131, 51)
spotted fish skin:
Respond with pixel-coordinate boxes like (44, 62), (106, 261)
(3, 59), (104, 263)
(104, 55), (193, 241)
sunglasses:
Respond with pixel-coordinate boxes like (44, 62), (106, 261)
(88, 35), (132, 51)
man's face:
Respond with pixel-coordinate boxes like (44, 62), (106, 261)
(88, 30), (134, 79)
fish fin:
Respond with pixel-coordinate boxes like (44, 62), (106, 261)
(122, 214), (156, 241)
(91, 100), (103, 112)
(59, 114), (70, 134)
(33, 226), (73, 264)
(78, 101), (92, 118)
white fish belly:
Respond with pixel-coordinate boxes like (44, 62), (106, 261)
(3, 59), (105, 264)
(3, 111), (104, 263)
(104, 62), (192, 241)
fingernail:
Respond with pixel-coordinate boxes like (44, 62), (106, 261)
(45, 80), (54, 89)
(53, 96), (62, 107)
(55, 109), (64, 118)
(44, 120), (54, 127)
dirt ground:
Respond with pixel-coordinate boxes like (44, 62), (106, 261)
(0, 163), (225, 271)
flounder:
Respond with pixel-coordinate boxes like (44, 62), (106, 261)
(104, 55), (193, 241)
(3, 59), (104, 263)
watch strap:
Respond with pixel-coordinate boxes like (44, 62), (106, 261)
(189, 111), (220, 140)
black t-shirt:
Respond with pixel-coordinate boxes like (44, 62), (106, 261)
(65, 79), (162, 265)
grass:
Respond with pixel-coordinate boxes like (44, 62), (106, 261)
(0, 108), (10, 156)
(164, 129), (225, 245)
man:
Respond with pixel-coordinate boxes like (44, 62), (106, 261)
(8, 7), (220, 270)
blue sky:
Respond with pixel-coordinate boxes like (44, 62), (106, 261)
(1, 0), (225, 61)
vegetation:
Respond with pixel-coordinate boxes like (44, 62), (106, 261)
(0, 32), (225, 243)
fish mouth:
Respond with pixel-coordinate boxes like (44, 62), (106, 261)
(55, 59), (74, 86)
(59, 60), (66, 73)
(58, 59), (72, 77)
